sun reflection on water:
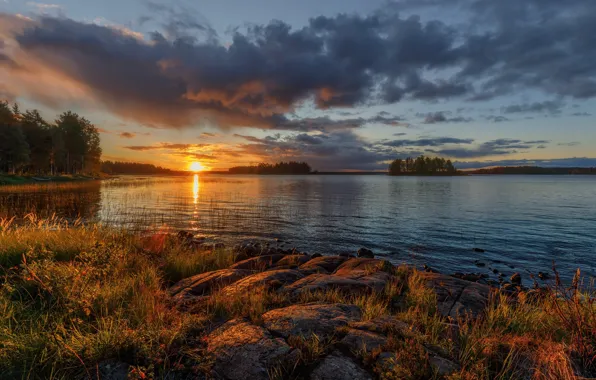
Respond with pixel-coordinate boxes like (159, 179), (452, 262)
(193, 174), (199, 204)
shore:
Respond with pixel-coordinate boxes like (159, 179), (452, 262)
(0, 223), (593, 379)
(0, 173), (109, 186)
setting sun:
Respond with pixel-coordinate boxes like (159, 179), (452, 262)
(189, 162), (204, 172)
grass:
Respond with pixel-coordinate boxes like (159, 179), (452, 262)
(0, 218), (595, 379)
(0, 174), (104, 186)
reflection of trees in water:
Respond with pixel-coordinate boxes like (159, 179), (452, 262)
(0, 182), (102, 220)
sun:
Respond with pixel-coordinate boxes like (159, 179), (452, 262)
(189, 162), (204, 172)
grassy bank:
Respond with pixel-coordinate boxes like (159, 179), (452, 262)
(0, 218), (594, 379)
(0, 174), (107, 186)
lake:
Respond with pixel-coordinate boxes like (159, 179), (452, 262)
(1, 174), (595, 282)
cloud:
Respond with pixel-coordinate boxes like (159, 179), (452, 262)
(571, 112), (591, 117)
(455, 157), (596, 169)
(557, 142), (580, 146)
(501, 100), (564, 114)
(200, 132), (216, 137)
(123, 142), (208, 151)
(119, 132), (135, 138)
(484, 115), (510, 123)
(433, 139), (549, 158)
(383, 137), (474, 147)
(420, 111), (473, 124)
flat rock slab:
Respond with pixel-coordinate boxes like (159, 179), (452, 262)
(229, 254), (287, 271)
(333, 258), (393, 276)
(421, 272), (491, 318)
(272, 254), (312, 268)
(207, 319), (293, 380)
(169, 269), (254, 300)
(349, 315), (412, 336)
(221, 269), (304, 296)
(339, 329), (387, 354)
(298, 256), (349, 274)
(310, 351), (372, 380)
(262, 303), (362, 339)
(283, 274), (374, 295)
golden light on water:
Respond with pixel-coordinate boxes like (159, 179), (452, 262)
(193, 174), (199, 204)
(189, 161), (204, 172)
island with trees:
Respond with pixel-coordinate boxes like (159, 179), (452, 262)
(228, 161), (312, 174)
(0, 101), (102, 183)
(388, 155), (458, 176)
(469, 166), (596, 175)
(101, 161), (187, 175)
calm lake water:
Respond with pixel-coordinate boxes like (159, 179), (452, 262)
(1, 174), (595, 282)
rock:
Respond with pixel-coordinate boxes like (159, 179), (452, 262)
(221, 269), (304, 296)
(474, 260), (486, 267)
(96, 360), (129, 380)
(423, 264), (439, 273)
(429, 354), (460, 376)
(229, 254), (287, 271)
(272, 254), (311, 268)
(451, 273), (487, 283)
(207, 319), (294, 380)
(262, 303), (361, 339)
(349, 316), (411, 336)
(283, 273), (385, 295)
(310, 351), (372, 380)
(357, 248), (374, 258)
(177, 230), (194, 242)
(333, 258), (393, 276)
(311, 253), (323, 258)
(473, 248), (485, 253)
(169, 269), (254, 300)
(338, 252), (355, 258)
(421, 272), (490, 319)
(299, 256), (349, 274)
(510, 272), (522, 285)
(339, 329), (387, 354)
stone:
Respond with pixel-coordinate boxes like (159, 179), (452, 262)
(262, 303), (361, 339)
(349, 316), (412, 336)
(169, 269), (254, 300)
(311, 253), (323, 258)
(421, 272), (490, 319)
(511, 272), (522, 285)
(96, 360), (129, 380)
(429, 354), (460, 376)
(229, 254), (286, 271)
(357, 247), (375, 258)
(298, 256), (349, 274)
(333, 258), (393, 277)
(272, 254), (311, 268)
(310, 351), (372, 380)
(207, 319), (294, 380)
(473, 248), (485, 253)
(221, 269), (304, 296)
(538, 272), (551, 281)
(283, 274), (377, 295)
(339, 329), (387, 354)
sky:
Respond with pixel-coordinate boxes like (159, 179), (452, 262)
(0, 0), (595, 171)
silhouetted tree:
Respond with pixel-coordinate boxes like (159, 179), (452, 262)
(388, 155), (458, 175)
(0, 102), (30, 173)
(229, 161), (312, 174)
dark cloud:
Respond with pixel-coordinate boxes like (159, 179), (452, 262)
(571, 112), (591, 117)
(558, 142), (580, 147)
(383, 137), (474, 147)
(124, 142), (208, 151)
(485, 115), (510, 123)
(119, 132), (135, 138)
(420, 112), (473, 124)
(501, 100), (564, 114)
(433, 139), (549, 158)
(455, 157), (596, 170)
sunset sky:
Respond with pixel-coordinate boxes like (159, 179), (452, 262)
(1, 0), (595, 171)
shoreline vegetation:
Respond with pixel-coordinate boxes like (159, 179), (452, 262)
(0, 218), (594, 379)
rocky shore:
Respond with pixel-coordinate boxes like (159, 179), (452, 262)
(163, 236), (547, 380)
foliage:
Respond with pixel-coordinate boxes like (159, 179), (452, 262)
(389, 155), (457, 176)
(101, 161), (185, 175)
(0, 101), (102, 175)
(470, 166), (596, 175)
(228, 161), (312, 174)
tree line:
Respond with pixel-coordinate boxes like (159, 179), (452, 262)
(228, 161), (312, 174)
(470, 166), (596, 175)
(388, 155), (457, 175)
(101, 161), (185, 175)
(0, 101), (102, 175)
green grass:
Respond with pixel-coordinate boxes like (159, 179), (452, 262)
(0, 218), (594, 379)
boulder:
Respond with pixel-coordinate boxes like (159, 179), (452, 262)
(262, 303), (361, 339)
(339, 329), (387, 354)
(220, 269), (304, 296)
(333, 258), (393, 277)
(229, 254), (286, 271)
(282, 274), (375, 295)
(511, 272), (522, 285)
(429, 354), (460, 376)
(357, 247), (374, 258)
(169, 269), (253, 301)
(310, 351), (372, 380)
(272, 254), (311, 268)
(421, 272), (491, 318)
(207, 319), (294, 380)
(298, 256), (349, 274)
(349, 315), (412, 336)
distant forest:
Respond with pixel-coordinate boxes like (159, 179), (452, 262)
(469, 166), (596, 175)
(388, 155), (458, 176)
(101, 161), (186, 175)
(228, 161), (312, 174)
(0, 101), (101, 174)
